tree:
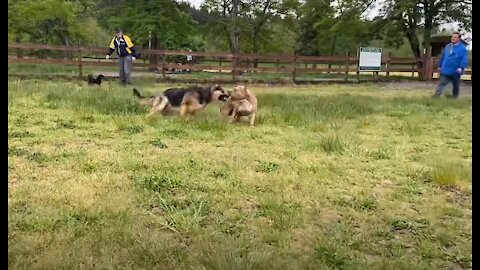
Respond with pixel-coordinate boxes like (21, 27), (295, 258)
(296, 0), (334, 56)
(240, 11), (299, 55)
(244, 0), (299, 66)
(375, 0), (472, 59)
(203, 0), (244, 54)
(178, 3), (227, 51)
(8, 0), (110, 59)
(296, 0), (374, 57)
(10, 0), (86, 59)
(11, 0), (80, 44)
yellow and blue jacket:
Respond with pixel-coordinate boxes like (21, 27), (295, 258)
(107, 35), (137, 57)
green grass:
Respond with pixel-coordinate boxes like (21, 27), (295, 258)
(8, 79), (472, 269)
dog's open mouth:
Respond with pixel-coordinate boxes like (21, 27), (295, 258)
(218, 94), (229, 101)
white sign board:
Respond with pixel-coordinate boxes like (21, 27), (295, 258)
(359, 47), (382, 72)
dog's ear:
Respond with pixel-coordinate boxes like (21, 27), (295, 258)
(233, 85), (242, 91)
(240, 86), (250, 95)
(213, 84), (224, 92)
(230, 86), (249, 100)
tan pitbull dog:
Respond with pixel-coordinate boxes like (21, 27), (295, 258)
(220, 85), (257, 126)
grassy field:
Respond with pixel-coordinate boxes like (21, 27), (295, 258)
(8, 79), (472, 269)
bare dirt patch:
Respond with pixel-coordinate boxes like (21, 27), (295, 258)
(377, 81), (472, 96)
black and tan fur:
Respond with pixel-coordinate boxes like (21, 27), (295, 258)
(220, 85), (257, 126)
(133, 84), (228, 118)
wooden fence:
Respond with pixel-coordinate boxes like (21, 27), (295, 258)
(7, 43), (471, 83)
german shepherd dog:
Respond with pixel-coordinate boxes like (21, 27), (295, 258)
(133, 84), (229, 117)
(220, 85), (257, 126)
(87, 74), (105, 85)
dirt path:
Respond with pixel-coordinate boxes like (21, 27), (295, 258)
(376, 81), (472, 96)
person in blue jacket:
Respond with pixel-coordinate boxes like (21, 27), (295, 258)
(434, 32), (468, 98)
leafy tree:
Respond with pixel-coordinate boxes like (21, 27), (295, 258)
(9, 0), (89, 59)
(374, 0), (472, 59)
(296, 0), (334, 56)
(296, 0), (374, 57)
(202, 0), (244, 54)
(8, 0), (110, 59)
(242, 13), (298, 55)
(11, 0), (82, 45)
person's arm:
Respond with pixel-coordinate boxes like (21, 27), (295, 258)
(460, 46), (468, 70)
(107, 37), (115, 55)
(106, 37), (115, 59)
(438, 45), (446, 69)
(124, 35), (137, 58)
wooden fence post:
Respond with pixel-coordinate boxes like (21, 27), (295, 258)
(292, 52), (297, 83)
(161, 50), (166, 80)
(428, 57), (434, 80)
(356, 47), (360, 81)
(420, 51), (427, 80)
(232, 54), (237, 81)
(218, 57), (222, 73)
(344, 51), (350, 82)
(77, 45), (83, 78)
(15, 37), (23, 58)
(386, 52), (391, 79)
(420, 55), (433, 81)
(412, 62), (415, 78)
(417, 58), (424, 80)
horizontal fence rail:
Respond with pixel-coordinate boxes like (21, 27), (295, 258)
(8, 43), (471, 83)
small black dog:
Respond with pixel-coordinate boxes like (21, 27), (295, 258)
(87, 74), (105, 85)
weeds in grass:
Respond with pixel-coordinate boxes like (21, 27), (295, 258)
(429, 158), (472, 186)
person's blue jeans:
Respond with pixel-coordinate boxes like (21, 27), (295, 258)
(118, 55), (133, 85)
(435, 74), (460, 98)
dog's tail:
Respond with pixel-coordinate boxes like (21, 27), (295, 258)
(133, 88), (144, 99)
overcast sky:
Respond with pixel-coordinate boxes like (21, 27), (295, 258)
(183, 0), (202, 8)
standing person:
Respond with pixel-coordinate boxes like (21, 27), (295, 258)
(433, 32), (468, 98)
(186, 49), (193, 63)
(186, 49), (193, 73)
(106, 29), (137, 85)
